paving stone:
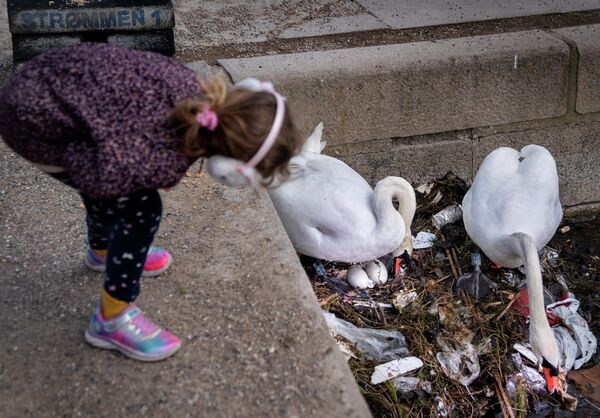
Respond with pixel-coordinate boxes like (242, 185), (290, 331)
(475, 121), (600, 207)
(279, 14), (387, 39)
(553, 24), (600, 114)
(220, 30), (569, 145)
(356, 0), (600, 30)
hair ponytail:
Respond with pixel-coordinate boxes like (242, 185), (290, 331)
(170, 76), (228, 158)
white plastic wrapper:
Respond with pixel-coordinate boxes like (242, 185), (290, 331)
(323, 312), (409, 361)
(370, 357), (423, 384)
(412, 231), (437, 249)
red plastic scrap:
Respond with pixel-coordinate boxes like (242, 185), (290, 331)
(511, 287), (561, 325)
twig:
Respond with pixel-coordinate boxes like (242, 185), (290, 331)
(584, 399), (600, 412)
(496, 293), (518, 320)
(319, 293), (338, 307)
(440, 231), (460, 279)
(450, 247), (463, 276)
(495, 375), (515, 418)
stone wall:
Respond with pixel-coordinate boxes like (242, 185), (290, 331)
(218, 25), (600, 216)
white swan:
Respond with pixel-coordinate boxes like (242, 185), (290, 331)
(268, 123), (416, 288)
(461, 144), (562, 393)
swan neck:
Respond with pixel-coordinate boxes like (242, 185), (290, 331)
(373, 178), (416, 241)
(514, 234), (548, 326)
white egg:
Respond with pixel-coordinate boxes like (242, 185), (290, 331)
(346, 265), (371, 289)
(364, 260), (388, 285)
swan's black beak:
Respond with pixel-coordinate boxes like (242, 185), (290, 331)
(542, 358), (559, 394)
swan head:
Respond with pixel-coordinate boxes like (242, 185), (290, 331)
(206, 156), (262, 189)
(541, 356), (560, 394)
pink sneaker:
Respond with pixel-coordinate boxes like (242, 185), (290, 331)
(85, 246), (173, 277)
(85, 305), (181, 362)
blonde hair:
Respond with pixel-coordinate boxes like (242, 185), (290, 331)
(170, 76), (302, 185)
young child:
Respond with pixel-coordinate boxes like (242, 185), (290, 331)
(0, 43), (302, 361)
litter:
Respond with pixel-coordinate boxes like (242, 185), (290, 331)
(546, 294), (598, 371)
(392, 290), (418, 312)
(512, 290), (597, 371)
(412, 231), (436, 249)
(415, 182), (434, 195)
(434, 396), (449, 417)
(431, 204), (463, 230)
(393, 376), (432, 399)
(559, 225), (571, 234)
(509, 352), (547, 396)
(323, 312), (409, 361)
(370, 356), (424, 384)
(502, 271), (521, 288)
(436, 336), (480, 386)
(514, 342), (538, 365)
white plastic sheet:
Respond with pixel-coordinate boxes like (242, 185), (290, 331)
(370, 357), (423, 384)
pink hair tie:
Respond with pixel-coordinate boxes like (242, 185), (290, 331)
(196, 107), (218, 131)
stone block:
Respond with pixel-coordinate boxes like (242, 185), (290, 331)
(553, 24), (600, 114)
(11, 33), (83, 61)
(475, 121), (600, 207)
(327, 133), (473, 187)
(220, 30), (569, 146)
(107, 29), (175, 56)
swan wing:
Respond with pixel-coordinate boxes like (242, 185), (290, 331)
(301, 122), (326, 155)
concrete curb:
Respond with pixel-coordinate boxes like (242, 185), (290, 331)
(0, 149), (372, 418)
(212, 27), (599, 212)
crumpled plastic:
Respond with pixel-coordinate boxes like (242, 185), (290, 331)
(546, 294), (597, 371)
(394, 376), (432, 399)
(323, 312), (409, 361)
(435, 336), (480, 386)
(431, 204), (463, 229)
(412, 231), (436, 249)
(507, 353), (547, 398)
(512, 289), (597, 371)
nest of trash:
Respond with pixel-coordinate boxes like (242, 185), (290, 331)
(301, 174), (599, 417)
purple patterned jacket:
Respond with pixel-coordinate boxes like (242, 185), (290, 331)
(0, 43), (200, 199)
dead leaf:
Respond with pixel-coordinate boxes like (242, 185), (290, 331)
(568, 364), (600, 403)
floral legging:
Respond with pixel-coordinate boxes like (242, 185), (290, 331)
(51, 172), (162, 302)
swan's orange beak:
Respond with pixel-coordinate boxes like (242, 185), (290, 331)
(543, 367), (559, 394)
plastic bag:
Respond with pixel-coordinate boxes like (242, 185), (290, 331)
(547, 294), (597, 370)
(435, 336), (480, 386)
(323, 312), (409, 361)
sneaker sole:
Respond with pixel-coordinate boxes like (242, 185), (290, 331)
(85, 254), (173, 277)
(84, 330), (181, 362)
